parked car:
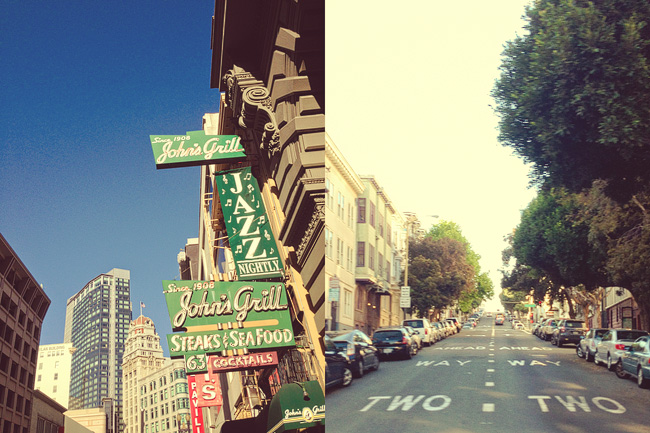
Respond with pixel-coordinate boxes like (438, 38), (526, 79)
(429, 321), (441, 341)
(444, 320), (457, 335)
(576, 328), (609, 362)
(462, 321), (474, 329)
(403, 325), (422, 350)
(446, 317), (462, 332)
(327, 329), (379, 378)
(433, 321), (448, 339)
(541, 318), (561, 341)
(615, 335), (650, 388)
(372, 327), (418, 360)
(403, 318), (435, 346)
(551, 319), (587, 347)
(325, 335), (353, 389)
(595, 329), (650, 370)
(511, 319), (522, 329)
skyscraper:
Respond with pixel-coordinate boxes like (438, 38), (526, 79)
(64, 268), (132, 431)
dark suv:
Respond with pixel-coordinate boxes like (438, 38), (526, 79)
(372, 327), (418, 360)
(551, 319), (586, 347)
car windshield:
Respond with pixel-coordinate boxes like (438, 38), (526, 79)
(332, 341), (347, 350)
(374, 331), (402, 339)
(404, 320), (424, 328)
(566, 321), (584, 328)
(595, 329), (608, 337)
(617, 331), (648, 340)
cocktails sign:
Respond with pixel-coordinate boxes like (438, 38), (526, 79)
(210, 351), (278, 373)
(150, 130), (245, 169)
(215, 166), (285, 280)
(163, 280), (295, 358)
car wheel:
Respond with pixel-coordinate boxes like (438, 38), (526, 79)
(371, 357), (380, 371)
(557, 339), (563, 348)
(638, 366), (649, 389)
(354, 359), (364, 378)
(615, 361), (628, 379)
(607, 354), (614, 371)
(341, 367), (353, 387)
(585, 350), (593, 362)
(576, 346), (584, 358)
(404, 346), (412, 360)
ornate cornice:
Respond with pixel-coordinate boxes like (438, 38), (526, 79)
(222, 67), (280, 158)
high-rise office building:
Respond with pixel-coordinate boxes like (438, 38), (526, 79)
(64, 268), (132, 432)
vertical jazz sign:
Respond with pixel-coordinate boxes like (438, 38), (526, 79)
(215, 167), (284, 280)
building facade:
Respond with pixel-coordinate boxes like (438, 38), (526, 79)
(65, 268), (132, 432)
(122, 315), (191, 433)
(354, 177), (401, 335)
(325, 134), (363, 331)
(30, 389), (65, 433)
(35, 342), (74, 408)
(0, 233), (51, 433)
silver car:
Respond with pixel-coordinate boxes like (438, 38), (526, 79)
(594, 329), (649, 370)
(576, 328), (609, 362)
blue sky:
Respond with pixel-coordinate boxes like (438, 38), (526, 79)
(1, 1), (218, 354)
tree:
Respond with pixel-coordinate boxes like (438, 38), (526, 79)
(492, 0), (650, 201)
(513, 189), (608, 292)
(578, 181), (650, 329)
(408, 236), (474, 319)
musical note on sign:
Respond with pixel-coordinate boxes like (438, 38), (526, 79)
(244, 172), (252, 181)
(225, 199), (232, 206)
(222, 175), (229, 183)
(264, 230), (271, 241)
(235, 245), (243, 254)
(247, 185), (254, 193)
(259, 216), (266, 225)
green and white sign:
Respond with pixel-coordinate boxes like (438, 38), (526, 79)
(215, 167), (285, 280)
(162, 280), (291, 330)
(167, 326), (295, 358)
(163, 280), (295, 359)
(150, 131), (245, 169)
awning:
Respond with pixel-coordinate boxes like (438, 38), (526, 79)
(266, 381), (325, 433)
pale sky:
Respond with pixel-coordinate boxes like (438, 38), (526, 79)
(326, 1), (537, 310)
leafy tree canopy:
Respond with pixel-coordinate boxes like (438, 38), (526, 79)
(492, 0), (650, 201)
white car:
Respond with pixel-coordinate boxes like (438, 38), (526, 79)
(594, 329), (649, 370)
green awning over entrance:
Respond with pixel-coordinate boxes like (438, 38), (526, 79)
(266, 381), (325, 433)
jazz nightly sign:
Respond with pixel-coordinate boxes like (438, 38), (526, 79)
(150, 130), (245, 169)
(163, 280), (295, 358)
(215, 166), (284, 280)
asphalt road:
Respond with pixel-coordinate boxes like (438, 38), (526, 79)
(326, 320), (650, 433)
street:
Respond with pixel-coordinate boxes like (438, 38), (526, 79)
(326, 321), (650, 433)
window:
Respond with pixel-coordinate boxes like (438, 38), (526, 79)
(357, 242), (365, 267)
(368, 244), (375, 270)
(325, 228), (333, 258)
(357, 198), (366, 223)
(378, 213), (384, 237)
(369, 202), (375, 227)
(336, 238), (344, 265)
(337, 192), (345, 219)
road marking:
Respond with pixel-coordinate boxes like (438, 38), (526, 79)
(488, 359), (495, 363)
(487, 368), (494, 372)
(485, 382), (495, 387)
(483, 403), (495, 412)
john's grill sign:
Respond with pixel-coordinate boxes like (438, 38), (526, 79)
(215, 166), (284, 280)
(163, 280), (295, 358)
(150, 130), (245, 169)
